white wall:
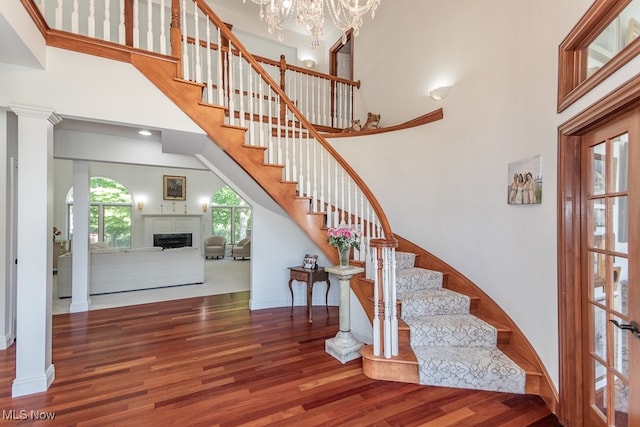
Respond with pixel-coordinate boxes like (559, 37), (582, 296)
(328, 0), (640, 389)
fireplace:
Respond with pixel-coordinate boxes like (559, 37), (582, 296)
(153, 233), (193, 249)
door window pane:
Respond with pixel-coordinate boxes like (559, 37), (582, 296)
(590, 198), (607, 250)
(613, 134), (629, 193)
(593, 358), (608, 419)
(614, 374), (629, 427)
(613, 196), (628, 252)
(592, 143), (606, 196)
(593, 304), (607, 360)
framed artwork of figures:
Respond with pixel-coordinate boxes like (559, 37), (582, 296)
(507, 155), (543, 205)
(163, 175), (186, 201)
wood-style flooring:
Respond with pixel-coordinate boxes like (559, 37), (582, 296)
(0, 292), (561, 426)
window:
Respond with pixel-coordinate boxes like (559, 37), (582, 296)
(67, 177), (133, 248)
(558, 0), (640, 112)
(211, 186), (252, 245)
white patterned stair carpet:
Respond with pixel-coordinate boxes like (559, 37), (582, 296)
(396, 252), (526, 394)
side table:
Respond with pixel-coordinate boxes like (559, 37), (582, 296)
(288, 266), (330, 323)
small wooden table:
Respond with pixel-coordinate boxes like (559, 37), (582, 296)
(288, 266), (330, 323)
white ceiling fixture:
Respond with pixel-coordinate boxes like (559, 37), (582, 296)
(242, 0), (381, 48)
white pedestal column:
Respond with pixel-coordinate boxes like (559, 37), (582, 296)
(10, 105), (61, 397)
(325, 265), (365, 363)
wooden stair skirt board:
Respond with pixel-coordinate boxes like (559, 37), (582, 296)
(361, 252), (536, 395)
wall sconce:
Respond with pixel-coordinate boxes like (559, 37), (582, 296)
(429, 85), (452, 101)
(302, 59), (316, 69)
(137, 201), (144, 211)
(202, 203), (208, 213)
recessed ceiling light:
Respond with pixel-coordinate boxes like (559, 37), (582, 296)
(138, 130), (152, 136)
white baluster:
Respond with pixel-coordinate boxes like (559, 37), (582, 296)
(71, 0), (79, 33)
(305, 136), (311, 198)
(291, 112), (297, 183)
(340, 169), (345, 224)
(333, 162), (339, 226)
(359, 194), (365, 261)
(320, 148), (325, 214)
(239, 53), (245, 128)
(391, 247), (398, 357)
(228, 45), (235, 124)
(347, 176), (352, 225)
(181, 0), (189, 80)
(258, 80), (264, 147)
(326, 151), (331, 227)
(216, 27), (223, 105)
(87, 0), (96, 37)
(276, 99), (282, 165)
(159, 0), (166, 54)
(248, 67), (254, 146)
(118, 0), (125, 44)
(383, 246), (391, 359)
(298, 121), (304, 196)
(373, 251), (380, 356)
(312, 139), (317, 212)
(55, 0), (63, 30)
(284, 113), (290, 181)
(193, 2), (201, 83)
(103, 0), (111, 41)
(205, 20), (213, 103)
(133, 0), (139, 47)
(146, 0), (153, 50)
(267, 88), (273, 164)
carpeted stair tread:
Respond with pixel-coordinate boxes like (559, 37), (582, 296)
(399, 287), (470, 317)
(404, 314), (497, 348)
(413, 346), (526, 393)
(396, 268), (443, 293)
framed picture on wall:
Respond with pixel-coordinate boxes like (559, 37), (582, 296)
(163, 175), (186, 200)
(507, 155), (543, 205)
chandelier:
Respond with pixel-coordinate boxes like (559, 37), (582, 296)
(243, 0), (381, 48)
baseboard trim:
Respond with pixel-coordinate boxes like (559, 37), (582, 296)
(11, 364), (55, 397)
(0, 332), (15, 350)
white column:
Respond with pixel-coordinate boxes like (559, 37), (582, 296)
(70, 161), (90, 312)
(324, 265), (365, 364)
(10, 105), (61, 397)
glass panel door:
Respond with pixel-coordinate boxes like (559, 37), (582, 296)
(583, 113), (639, 426)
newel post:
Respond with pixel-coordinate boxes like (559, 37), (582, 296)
(370, 238), (399, 358)
(170, 0), (182, 78)
(124, 0), (133, 47)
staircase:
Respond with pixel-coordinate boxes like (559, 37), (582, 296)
(22, 0), (557, 412)
(371, 252), (526, 393)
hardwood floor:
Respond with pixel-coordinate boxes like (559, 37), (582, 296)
(0, 293), (560, 426)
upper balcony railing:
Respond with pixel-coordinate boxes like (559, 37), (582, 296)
(32, 0), (359, 130)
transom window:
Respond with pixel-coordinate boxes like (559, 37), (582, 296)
(558, 0), (640, 112)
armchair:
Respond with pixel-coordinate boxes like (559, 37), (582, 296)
(232, 237), (251, 260)
(204, 236), (226, 259)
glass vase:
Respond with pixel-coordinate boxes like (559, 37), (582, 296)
(338, 246), (351, 269)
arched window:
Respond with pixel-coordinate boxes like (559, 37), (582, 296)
(66, 177), (133, 248)
(211, 186), (252, 245)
